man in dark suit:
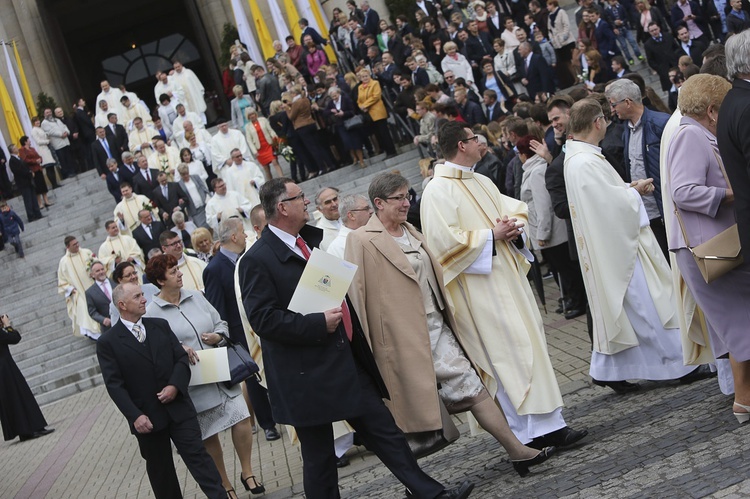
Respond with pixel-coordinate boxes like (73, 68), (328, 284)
(105, 114), (129, 155)
(517, 42), (555, 100)
(151, 172), (188, 228)
(455, 87), (486, 126)
(86, 261), (116, 331)
(120, 152), (138, 185)
(202, 218), (280, 442)
(481, 90), (507, 122)
(412, 0), (439, 21)
(132, 156), (161, 197)
(589, 8), (621, 67)
(385, 25), (407, 67)
(717, 32), (750, 256)
(299, 18), (327, 47)
(644, 22), (680, 91)
(464, 20), (494, 68)
(0, 147), (11, 199)
(674, 24), (707, 62)
(91, 127), (120, 176)
(406, 57), (430, 87)
(104, 159), (123, 203)
(132, 210), (166, 260)
(237, 178), (473, 499)
(361, 1), (380, 35)
(96, 282), (226, 498)
(74, 98), (96, 172)
(8, 145), (43, 222)
(670, 0), (709, 43)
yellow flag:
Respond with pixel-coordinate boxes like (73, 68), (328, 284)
(0, 73), (24, 144)
(248, 0), (275, 60)
(308, 0), (337, 63)
(283, 0), (303, 42)
(13, 41), (37, 119)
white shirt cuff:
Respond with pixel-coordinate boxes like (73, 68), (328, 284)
(464, 232), (493, 275)
(510, 231), (534, 262)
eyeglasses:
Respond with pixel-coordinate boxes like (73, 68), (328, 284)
(385, 193), (414, 203)
(459, 135), (480, 144)
(349, 207), (374, 213)
(281, 192), (306, 202)
(609, 99), (628, 108)
(593, 114), (605, 123)
(164, 240), (183, 248)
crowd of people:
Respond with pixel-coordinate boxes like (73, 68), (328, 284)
(1, 0), (749, 497)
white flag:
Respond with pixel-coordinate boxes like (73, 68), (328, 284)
(2, 41), (34, 146)
(269, 1), (292, 51)
(0, 127), (12, 183)
(230, 0), (263, 65)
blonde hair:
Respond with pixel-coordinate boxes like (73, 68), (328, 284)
(233, 85), (244, 97)
(191, 227), (212, 252)
(677, 74), (732, 119)
(269, 100), (283, 115)
(443, 41), (458, 52)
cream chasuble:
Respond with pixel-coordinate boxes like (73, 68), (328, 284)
(129, 126), (159, 154)
(114, 194), (156, 234)
(147, 148), (182, 181)
(57, 249), (100, 335)
(564, 140), (679, 355)
(171, 68), (207, 114)
(179, 255), (207, 291)
(98, 235), (145, 276)
(224, 162), (265, 208)
(95, 113), (110, 128)
(205, 191), (254, 232)
(210, 130), (250, 179)
(95, 88), (125, 121)
(420, 164), (564, 416)
(122, 103), (153, 130)
(154, 79), (187, 106)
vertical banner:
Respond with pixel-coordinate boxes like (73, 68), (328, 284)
(0, 71), (24, 145)
(269, 0), (292, 50)
(283, 0), (303, 43)
(248, 0), (276, 60)
(12, 41), (37, 119)
(2, 42), (33, 143)
(230, 0), (264, 65)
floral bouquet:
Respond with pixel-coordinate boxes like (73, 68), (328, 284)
(142, 200), (156, 213)
(272, 136), (296, 163)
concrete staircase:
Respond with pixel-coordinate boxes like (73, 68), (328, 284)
(1, 145), (424, 407)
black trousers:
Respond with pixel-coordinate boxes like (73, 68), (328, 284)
(372, 118), (396, 155)
(19, 186), (41, 221)
(296, 124), (334, 173)
(295, 367), (444, 499)
(55, 146), (77, 178)
(541, 242), (587, 311)
(44, 164), (59, 188)
(650, 217), (669, 263)
(135, 416), (226, 499)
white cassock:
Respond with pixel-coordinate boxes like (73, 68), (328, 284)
(171, 68), (207, 116)
(326, 225), (352, 259)
(564, 140), (695, 381)
(210, 130), (250, 179)
(154, 79), (187, 105)
(223, 161), (265, 207)
(172, 112), (206, 145)
(178, 127), (212, 150)
(98, 234), (145, 276)
(205, 191), (254, 232)
(58, 249), (100, 338)
(178, 255), (207, 291)
(95, 113), (111, 128)
(121, 103), (153, 130)
(314, 217), (341, 251)
(114, 194), (157, 234)
(147, 147), (182, 181)
(129, 126), (159, 154)
(96, 88), (125, 120)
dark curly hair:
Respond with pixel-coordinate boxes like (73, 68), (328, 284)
(113, 261), (136, 283)
(144, 254), (179, 288)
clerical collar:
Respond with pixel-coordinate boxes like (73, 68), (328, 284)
(443, 160), (475, 172)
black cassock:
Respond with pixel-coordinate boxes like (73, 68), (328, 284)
(0, 327), (47, 441)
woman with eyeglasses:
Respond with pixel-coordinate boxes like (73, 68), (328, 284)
(346, 173), (556, 477)
(108, 261), (160, 324)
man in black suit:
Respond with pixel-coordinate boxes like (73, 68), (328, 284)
(105, 159), (123, 203)
(8, 145), (43, 222)
(120, 151), (138, 185)
(361, 1), (380, 35)
(644, 22), (680, 91)
(238, 178), (473, 499)
(481, 90), (507, 122)
(96, 282), (226, 499)
(105, 113), (129, 155)
(674, 24), (707, 62)
(717, 31), (750, 256)
(455, 87), (485, 126)
(464, 20), (494, 68)
(412, 0), (439, 21)
(385, 25), (407, 67)
(151, 172), (188, 228)
(132, 156), (161, 197)
(392, 73), (418, 118)
(299, 18), (328, 47)
(202, 218), (280, 442)
(406, 57), (430, 87)
(590, 8), (621, 67)
(132, 210), (166, 260)
(91, 127), (120, 176)
(517, 42), (555, 100)
(86, 261), (116, 331)
(74, 98), (96, 172)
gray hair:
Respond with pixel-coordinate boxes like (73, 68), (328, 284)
(368, 173), (409, 211)
(415, 54), (427, 63)
(122, 151), (133, 162)
(171, 211), (185, 224)
(476, 134), (488, 145)
(218, 217), (244, 244)
(147, 248), (163, 259)
(176, 163), (190, 175)
(726, 29), (750, 80)
(106, 157), (117, 167)
(327, 87), (341, 98)
(339, 194), (370, 221)
(112, 282), (138, 311)
(89, 260), (105, 275)
(315, 186), (340, 207)
(605, 79), (642, 105)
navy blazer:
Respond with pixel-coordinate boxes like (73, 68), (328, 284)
(518, 53), (555, 99)
(96, 317), (195, 434)
(237, 224), (388, 427)
(411, 67), (430, 87)
(203, 251), (244, 343)
(106, 170), (123, 202)
(594, 19), (621, 57)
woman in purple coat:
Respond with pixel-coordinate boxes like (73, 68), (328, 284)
(665, 74), (750, 424)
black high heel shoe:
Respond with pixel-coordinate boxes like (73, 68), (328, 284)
(511, 446), (556, 477)
(240, 474), (265, 494)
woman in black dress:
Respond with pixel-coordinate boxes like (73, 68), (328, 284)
(0, 314), (55, 441)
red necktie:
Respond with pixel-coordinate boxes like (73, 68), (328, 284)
(295, 236), (353, 341)
(146, 170), (151, 183)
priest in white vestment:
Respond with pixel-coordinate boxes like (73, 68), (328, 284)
(114, 183), (158, 234)
(178, 122), (212, 150)
(313, 187), (342, 251)
(95, 101), (114, 128)
(98, 220), (145, 277)
(171, 61), (207, 122)
(148, 140), (182, 181)
(223, 151), (265, 208)
(205, 179), (254, 233)
(563, 99), (704, 391)
(161, 230), (207, 290)
(57, 236), (100, 339)
(154, 71), (187, 105)
(421, 121), (588, 449)
(128, 117), (159, 154)
(172, 103), (205, 135)
(120, 96), (153, 130)
(210, 120), (251, 179)
(95, 81), (125, 121)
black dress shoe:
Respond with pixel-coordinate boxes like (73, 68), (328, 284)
(36, 428), (55, 437)
(678, 365), (716, 384)
(592, 379), (640, 394)
(436, 481), (474, 499)
(336, 455), (350, 468)
(529, 426), (588, 450)
(564, 308), (586, 320)
(19, 433), (40, 442)
(264, 426), (281, 441)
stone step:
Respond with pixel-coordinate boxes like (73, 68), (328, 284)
(20, 342), (98, 378)
(15, 333), (93, 364)
(28, 354), (100, 393)
(34, 373), (103, 407)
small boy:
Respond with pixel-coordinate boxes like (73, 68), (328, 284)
(0, 201), (25, 258)
(534, 31), (557, 68)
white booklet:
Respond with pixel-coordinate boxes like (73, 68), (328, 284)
(189, 346), (231, 386)
(288, 248), (358, 315)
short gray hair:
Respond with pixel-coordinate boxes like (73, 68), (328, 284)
(605, 79), (642, 105)
(122, 151), (133, 162)
(147, 248), (163, 259)
(726, 29), (750, 80)
(112, 282), (138, 312)
(328, 87), (341, 98)
(368, 173), (409, 210)
(476, 134), (488, 145)
(171, 211), (185, 224)
(339, 194), (370, 220)
(176, 163), (190, 175)
(218, 217), (244, 244)
(89, 260), (104, 275)
(315, 186), (340, 207)
(106, 157), (117, 167)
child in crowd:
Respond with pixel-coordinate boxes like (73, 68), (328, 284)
(0, 201), (25, 258)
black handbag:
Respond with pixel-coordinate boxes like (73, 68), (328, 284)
(343, 114), (367, 130)
(404, 399), (460, 459)
(221, 335), (260, 388)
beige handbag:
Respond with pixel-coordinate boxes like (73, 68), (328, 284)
(673, 149), (743, 284)
(404, 399), (460, 459)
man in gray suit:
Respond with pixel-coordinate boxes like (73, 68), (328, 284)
(177, 163), (209, 228)
(86, 261), (117, 333)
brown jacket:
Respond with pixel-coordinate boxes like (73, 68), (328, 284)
(286, 97), (315, 129)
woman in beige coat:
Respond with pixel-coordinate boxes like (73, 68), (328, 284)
(345, 173), (555, 477)
(244, 108), (282, 181)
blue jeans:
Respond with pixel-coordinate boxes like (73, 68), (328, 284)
(616, 29), (642, 60)
(7, 234), (23, 257)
